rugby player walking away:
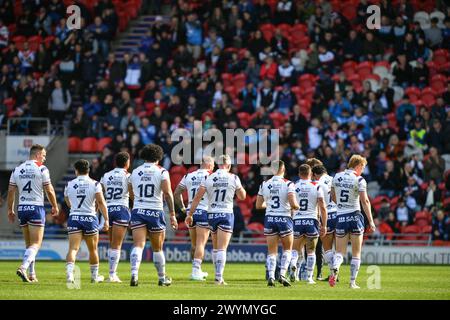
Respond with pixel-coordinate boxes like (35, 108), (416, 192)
(256, 160), (299, 287)
(7, 144), (59, 283)
(187, 155), (246, 285)
(291, 164), (327, 285)
(64, 159), (109, 283)
(329, 155), (376, 289)
(312, 164), (338, 281)
(100, 152), (131, 283)
(128, 144), (178, 287)
(176, 156), (215, 281)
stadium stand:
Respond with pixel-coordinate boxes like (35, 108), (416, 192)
(0, 0), (449, 245)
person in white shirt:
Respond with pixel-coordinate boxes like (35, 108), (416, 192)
(187, 155), (246, 285)
(7, 144), (59, 283)
(256, 160), (299, 287)
(100, 152), (131, 283)
(291, 164), (327, 284)
(128, 144), (178, 287)
(312, 164), (338, 280)
(329, 155), (376, 289)
(175, 156), (215, 281)
(64, 159), (109, 284)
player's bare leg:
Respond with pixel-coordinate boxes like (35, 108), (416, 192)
(305, 237), (318, 284)
(108, 225), (128, 282)
(150, 231), (171, 286)
(188, 227), (197, 261)
(214, 229), (232, 285)
(191, 226), (210, 280)
(290, 237), (304, 282)
(329, 233), (349, 287)
(278, 234), (293, 286)
(130, 227), (147, 286)
(17, 225), (44, 283)
(84, 233), (103, 283)
(66, 232), (82, 283)
(349, 234), (363, 289)
(321, 233), (335, 279)
(266, 235), (279, 286)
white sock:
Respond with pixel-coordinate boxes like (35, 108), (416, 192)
(21, 246), (38, 270)
(290, 250), (299, 271)
(215, 250), (226, 281)
(153, 251), (166, 280)
(28, 259), (35, 276)
(350, 257), (361, 283)
(212, 249), (218, 265)
(324, 250), (334, 274)
(66, 262), (75, 279)
(266, 254), (277, 280)
(333, 253), (344, 271)
(90, 264), (99, 279)
(192, 258), (202, 275)
(280, 250), (292, 278)
(306, 253), (316, 280)
(108, 249), (120, 276)
(130, 247), (143, 278)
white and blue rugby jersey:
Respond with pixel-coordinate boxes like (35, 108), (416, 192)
(178, 169), (212, 211)
(64, 175), (102, 216)
(293, 179), (324, 220)
(129, 162), (169, 211)
(9, 160), (51, 206)
(201, 169), (243, 214)
(258, 175), (295, 217)
(100, 168), (130, 207)
(332, 169), (367, 215)
(318, 174), (337, 213)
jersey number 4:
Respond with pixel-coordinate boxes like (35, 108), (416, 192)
(22, 181), (32, 193)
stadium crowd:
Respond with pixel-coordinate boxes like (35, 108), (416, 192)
(0, 0), (449, 242)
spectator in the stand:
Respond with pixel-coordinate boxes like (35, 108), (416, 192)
(426, 119), (445, 153)
(88, 16), (109, 60)
(395, 198), (412, 226)
(185, 13), (202, 60)
(362, 32), (384, 61)
(432, 210), (449, 241)
(203, 28), (224, 56)
(343, 30), (362, 61)
(139, 117), (157, 145)
(423, 147), (446, 183)
(48, 80), (71, 126)
(83, 94), (102, 118)
(424, 17), (443, 49)
(0, 18), (9, 48)
(275, 83), (297, 115)
(70, 106), (89, 138)
(256, 79), (277, 111)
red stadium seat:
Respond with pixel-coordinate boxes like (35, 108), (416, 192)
(356, 61), (373, 79)
(298, 74), (316, 89)
(97, 137), (112, 152)
(405, 87), (421, 100)
(276, 24), (291, 39)
(237, 112), (251, 128)
(269, 112), (287, 129)
(343, 61), (358, 78)
(68, 137), (82, 153)
(421, 87), (437, 108)
(260, 24), (275, 42)
(290, 24), (308, 41)
(233, 73), (247, 91)
(378, 222), (393, 241)
(430, 75), (447, 94)
(80, 137), (98, 153)
(221, 73), (233, 87)
(290, 36), (310, 51)
(433, 240), (450, 246)
(432, 49), (449, 66)
(170, 165), (187, 176)
(28, 36), (41, 52)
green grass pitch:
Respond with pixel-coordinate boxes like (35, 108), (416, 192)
(0, 261), (449, 299)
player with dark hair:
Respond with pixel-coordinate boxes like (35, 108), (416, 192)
(100, 152), (131, 282)
(291, 164), (327, 284)
(65, 159), (109, 283)
(128, 144), (178, 286)
(256, 160), (299, 287)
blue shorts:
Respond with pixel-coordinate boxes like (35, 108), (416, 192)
(67, 215), (99, 235)
(17, 205), (45, 227)
(188, 209), (209, 229)
(208, 212), (234, 234)
(335, 211), (365, 237)
(264, 215), (293, 237)
(108, 205), (131, 227)
(326, 211), (337, 234)
(293, 218), (319, 238)
(130, 209), (166, 233)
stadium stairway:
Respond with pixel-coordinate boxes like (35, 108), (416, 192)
(112, 15), (170, 61)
